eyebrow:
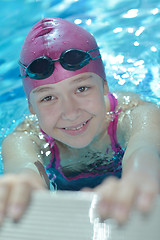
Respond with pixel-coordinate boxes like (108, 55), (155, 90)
(32, 86), (54, 94)
(72, 74), (93, 83)
(32, 75), (93, 94)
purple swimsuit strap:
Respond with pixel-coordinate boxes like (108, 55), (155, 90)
(107, 92), (122, 154)
(41, 129), (60, 168)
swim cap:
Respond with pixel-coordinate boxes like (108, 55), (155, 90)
(19, 17), (106, 98)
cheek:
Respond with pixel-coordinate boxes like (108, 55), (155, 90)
(29, 99), (60, 132)
(38, 114), (56, 133)
(84, 95), (106, 114)
(33, 107), (57, 132)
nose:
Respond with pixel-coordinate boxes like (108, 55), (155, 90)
(61, 96), (81, 121)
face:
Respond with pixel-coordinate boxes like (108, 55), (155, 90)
(29, 73), (109, 148)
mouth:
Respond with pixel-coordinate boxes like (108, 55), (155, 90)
(63, 120), (89, 130)
(60, 119), (91, 136)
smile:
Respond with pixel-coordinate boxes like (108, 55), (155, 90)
(60, 119), (91, 136)
(63, 120), (88, 130)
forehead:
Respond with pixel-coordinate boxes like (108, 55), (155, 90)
(31, 73), (101, 94)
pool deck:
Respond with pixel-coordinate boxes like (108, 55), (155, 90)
(0, 191), (159, 240)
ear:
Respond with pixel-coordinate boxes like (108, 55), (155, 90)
(28, 102), (35, 115)
(104, 80), (109, 95)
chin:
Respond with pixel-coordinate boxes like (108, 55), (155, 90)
(68, 143), (89, 149)
(62, 138), (92, 149)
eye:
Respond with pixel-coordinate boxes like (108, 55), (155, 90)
(77, 86), (89, 93)
(41, 95), (56, 102)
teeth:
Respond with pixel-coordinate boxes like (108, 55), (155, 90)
(64, 121), (87, 130)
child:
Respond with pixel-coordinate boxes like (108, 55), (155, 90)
(1, 17), (160, 224)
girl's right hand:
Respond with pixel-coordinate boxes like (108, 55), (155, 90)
(0, 171), (46, 224)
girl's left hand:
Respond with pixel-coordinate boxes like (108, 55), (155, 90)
(92, 171), (159, 224)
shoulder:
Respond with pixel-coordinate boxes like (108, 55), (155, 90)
(111, 91), (160, 144)
(128, 100), (160, 129)
(11, 114), (48, 147)
(112, 91), (144, 111)
(2, 115), (50, 171)
(112, 90), (146, 131)
(114, 91), (160, 120)
(112, 90), (160, 114)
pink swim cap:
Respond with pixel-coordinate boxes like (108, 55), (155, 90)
(19, 18), (106, 98)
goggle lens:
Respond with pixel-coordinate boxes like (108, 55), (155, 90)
(60, 49), (91, 71)
(27, 57), (54, 80)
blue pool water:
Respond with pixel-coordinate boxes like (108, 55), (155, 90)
(0, 0), (160, 174)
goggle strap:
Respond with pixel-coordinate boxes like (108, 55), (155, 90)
(88, 47), (100, 53)
(18, 61), (27, 69)
(91, 54), (101, 60)
(19, 74), (27, 78)
(18, 48), (100, 67)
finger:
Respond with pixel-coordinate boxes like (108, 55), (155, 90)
(0, 183), (11, 224)
(111, 179), (137, 223)
(94, 177), (119, 219)
(136, 181), (158, 213)
(7, 181), (32, 221)
(81, 187), (93, 192)
(20, 171), (47, 190)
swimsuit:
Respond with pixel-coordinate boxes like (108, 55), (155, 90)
(42, 93), (124, 191)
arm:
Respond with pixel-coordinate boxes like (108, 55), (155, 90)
(1, 124), (49, 223)
(94, 102), (160, 223)
(122, 102), (160, 180)
(121, 102), (160, 210)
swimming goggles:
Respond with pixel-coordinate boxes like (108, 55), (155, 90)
(19, 48), (100, 80)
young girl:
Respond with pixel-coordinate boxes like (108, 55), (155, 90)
(1, 17), (160, 224)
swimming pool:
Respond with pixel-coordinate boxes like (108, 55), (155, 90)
(0, 0), (160, 174)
